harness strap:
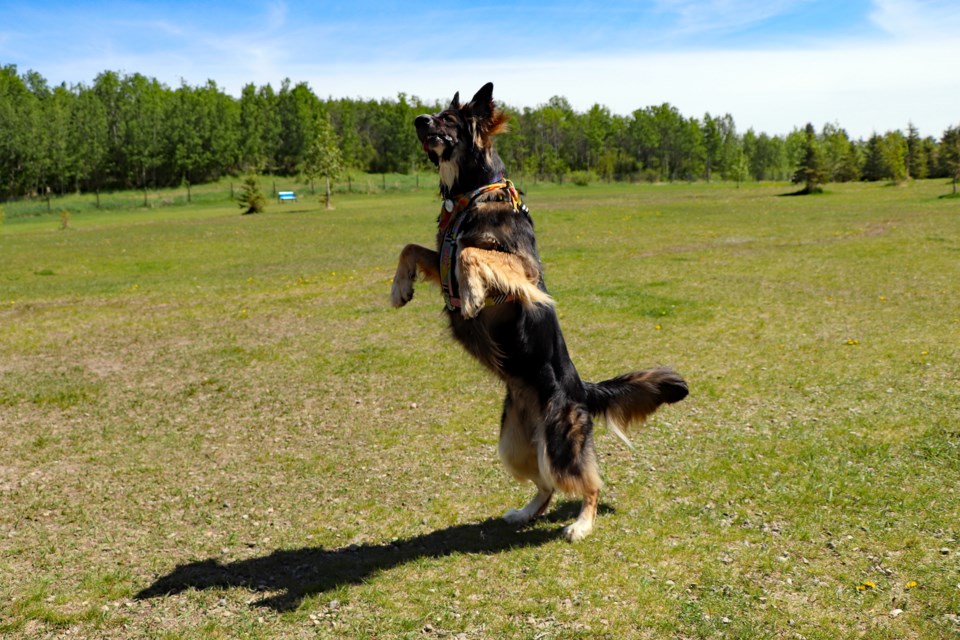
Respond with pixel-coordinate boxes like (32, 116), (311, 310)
(438, 179), (524, 312)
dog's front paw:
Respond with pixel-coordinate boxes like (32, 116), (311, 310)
(460, 295), (483, 319)
(503, 508), (532, 524)
(390, 274), (414, 308)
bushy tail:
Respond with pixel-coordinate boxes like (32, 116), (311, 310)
(584, 367), (688, 448)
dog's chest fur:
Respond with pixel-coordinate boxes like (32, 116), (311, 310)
(439, 154), (461, 194)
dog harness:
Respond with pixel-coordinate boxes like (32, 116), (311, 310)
(438, 179), (526, 312)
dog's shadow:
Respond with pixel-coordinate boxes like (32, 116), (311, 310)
(135, 502), (614, 611)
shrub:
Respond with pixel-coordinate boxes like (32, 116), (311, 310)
(238, 176), (266, 215)
(568, 170), (596, 186)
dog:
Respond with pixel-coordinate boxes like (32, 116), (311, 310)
(391, 82), (688, 541)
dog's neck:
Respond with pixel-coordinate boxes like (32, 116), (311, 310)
(439, 148), (506, 198)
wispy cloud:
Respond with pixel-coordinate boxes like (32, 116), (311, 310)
(869, 0), (960, 38)
(652, 0), (811, 36)
(264, 0), (288, 31)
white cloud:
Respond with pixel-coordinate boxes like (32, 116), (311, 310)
(282, 34), (960, 139)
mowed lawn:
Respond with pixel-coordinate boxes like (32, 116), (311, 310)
(1, 180), (958, 639)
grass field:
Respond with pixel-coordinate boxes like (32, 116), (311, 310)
(1, 179), (958, 639)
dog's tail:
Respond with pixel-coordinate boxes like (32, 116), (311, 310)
(584, 367), (688, 449)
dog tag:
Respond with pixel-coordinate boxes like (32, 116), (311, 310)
(444, 199), (454, 213)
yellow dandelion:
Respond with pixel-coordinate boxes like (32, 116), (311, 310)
(846, 339), (860, 346)
(879, 296), (887, 301)
(655, 324), (662, 331)
(857, 580), (877, 591)
(905, 581), (917, 590)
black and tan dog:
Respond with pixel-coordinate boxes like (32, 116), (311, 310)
(391, 83), (688, 541)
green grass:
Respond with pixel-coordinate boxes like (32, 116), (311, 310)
(1, 179), (959, 638)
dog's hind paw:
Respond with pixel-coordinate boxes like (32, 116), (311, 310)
(563, 519), (594, 543)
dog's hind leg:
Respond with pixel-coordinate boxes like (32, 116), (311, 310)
(539, 399), (603, 542)
(563, 484), (599, 543)
(498, 387), (554, 524)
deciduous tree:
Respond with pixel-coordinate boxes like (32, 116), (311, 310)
(304, 114), (343, 209)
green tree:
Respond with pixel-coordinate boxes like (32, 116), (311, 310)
(730, 143), (749, 188)
(72, 86), (109, 206)
(238, 83), (267, 173)
(941, 125), (960, 195)
(835, 140), (861, 183)
(748, 131), (788, 181)
(861, 133), (885, 181)
(237, 175), (266, 214)
(275, 79), (320, 174)
(170, 83), (204, 202)
(906, 122), (927, 179)
(582, 104), (613, 175)
(120, 73), (167, 205)
(304, 114), (344, 209)
(880, 131), (908, 183)
(92, 70), (126, 189)
(0, 65), (37, 198)
(821, 123), (855, 182)
(792, 123), (826, 193)
(922, 136), (940, 178)
(702, 113), (737, 181)
(46, 83), (78, 197)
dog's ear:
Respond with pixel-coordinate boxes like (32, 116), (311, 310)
(464, 82), (508, 140)
(449, 91), (461, 110)
(466, 82), (495, 118)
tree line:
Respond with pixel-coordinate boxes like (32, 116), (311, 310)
(2, 64), (959, 202)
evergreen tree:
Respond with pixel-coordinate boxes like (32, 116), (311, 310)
(861, 134), (885, 181)
(237, 175), (266, 214)
(792, 123), (826, 193)
(906, 122), (927, 179)
(941, 125), (960, 195)
(835, 141), (861, 183)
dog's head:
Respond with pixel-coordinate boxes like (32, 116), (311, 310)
(415, 82), (509, 194)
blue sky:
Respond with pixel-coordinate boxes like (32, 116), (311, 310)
(2, 0), (958, 138)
